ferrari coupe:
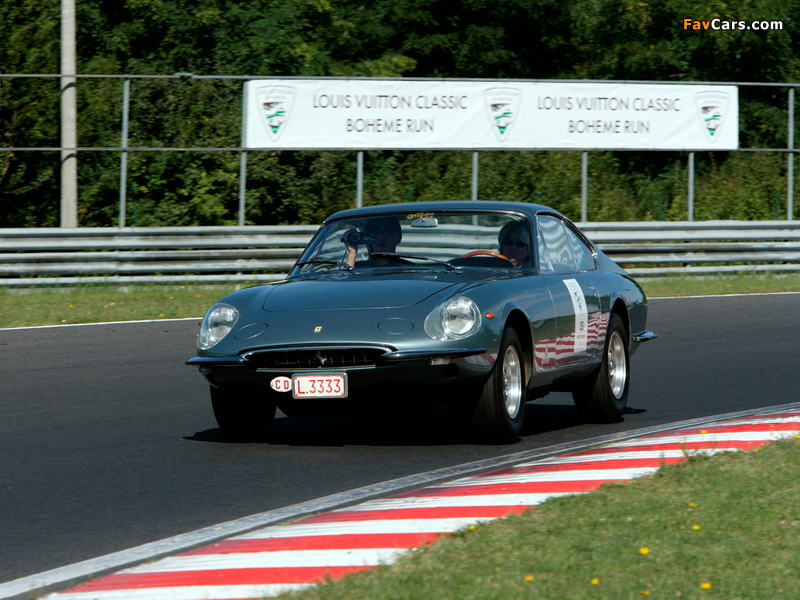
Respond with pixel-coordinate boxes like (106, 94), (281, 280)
(187, 201), (656, 442)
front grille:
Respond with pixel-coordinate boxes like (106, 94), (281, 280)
(244, 347), (389, 370)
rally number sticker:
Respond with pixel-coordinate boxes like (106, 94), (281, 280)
(563, 278), (588, 353)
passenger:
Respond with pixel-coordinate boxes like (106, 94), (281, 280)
(498, 220), (532, 268)
(343, 217), (403, 268)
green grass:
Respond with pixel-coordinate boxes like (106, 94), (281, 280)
(0, 282), (243, 328)
(640, 272), (800, 299)
(280, 438), (800, 600)
(1, 272), (799, 329)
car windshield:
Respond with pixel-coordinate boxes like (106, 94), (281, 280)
(293, 211), (533, 275)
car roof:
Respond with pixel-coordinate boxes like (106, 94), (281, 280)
(324, 201), (564, 224)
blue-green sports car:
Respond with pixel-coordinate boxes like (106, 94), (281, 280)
(187, 201), (656, 442)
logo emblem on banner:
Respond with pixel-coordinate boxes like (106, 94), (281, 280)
(256, 86), (296, 142)
(695, 91), (730, 143)
(484, 87), (521, 141)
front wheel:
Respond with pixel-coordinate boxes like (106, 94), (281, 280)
(210, 386), (276, 441)
(572, 313), (630, 422)
(467, 326), (527, 442)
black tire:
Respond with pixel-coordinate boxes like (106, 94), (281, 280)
(210, 385), (276, 441)
(572, 312), (630, 422)
(467, 326), (527, 442)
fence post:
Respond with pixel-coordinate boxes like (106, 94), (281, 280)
(581, 151), (588, 222)
(471, 151), (479, 201)
(788, 88), (795, 221)
(118, 79), (130, 227)
(687, 152), (695, 221)
(60, 0), (78, 227)
(238, 81), (248, 227)
(356, 151), (364, 208)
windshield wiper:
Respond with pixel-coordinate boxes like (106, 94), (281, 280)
(296, 257), (353, 271)
(370, 252), (456, 272)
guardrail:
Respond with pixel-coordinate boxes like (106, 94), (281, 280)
(1, 221), (800, 286)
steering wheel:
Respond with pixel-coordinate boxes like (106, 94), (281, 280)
(461, 250), (513, 263)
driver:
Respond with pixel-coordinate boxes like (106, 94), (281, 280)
(498, 221), (532, 268)
(343, 216), (403, 268)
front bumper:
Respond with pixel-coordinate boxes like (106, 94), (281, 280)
(186, 346), (488, 368)
(187, 345), (495, 406)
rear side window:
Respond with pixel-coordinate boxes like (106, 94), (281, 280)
(536, 229), (552, 272)
(564, 225), (597, 271)
(537, 215), (577, 273)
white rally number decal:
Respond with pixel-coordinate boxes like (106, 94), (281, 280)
(563, 278), (588, 353)
(270, 376), (292, 392)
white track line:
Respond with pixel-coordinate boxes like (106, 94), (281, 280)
(126, 548), (408, 573)
(53, 584), (311, 600)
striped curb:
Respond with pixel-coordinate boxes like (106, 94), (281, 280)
(37, 407), (800, 600)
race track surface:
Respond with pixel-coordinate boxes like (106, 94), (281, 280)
(0, 294), (798, 583)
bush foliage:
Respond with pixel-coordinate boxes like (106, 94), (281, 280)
(1, 0), (799, 226)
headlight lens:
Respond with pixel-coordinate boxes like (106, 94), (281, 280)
(424, 296), (482, 341)
(198, 303), (239, 350)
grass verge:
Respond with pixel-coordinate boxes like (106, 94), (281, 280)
(639, 271), (800, 298)
(281, 437), (800, 600)
(1, 272), (799, 329)
(0, 282), (242, 328)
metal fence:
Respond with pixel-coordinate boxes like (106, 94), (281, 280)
(1, 74), (798, 227)
(2, 221), (800, 286)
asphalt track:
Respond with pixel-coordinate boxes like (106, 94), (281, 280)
(1, 293), (798, 585)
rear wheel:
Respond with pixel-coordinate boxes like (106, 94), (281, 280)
(572, 313), (630, 422)
(210, 386), (276, 441)
(467, 326), (526, 442)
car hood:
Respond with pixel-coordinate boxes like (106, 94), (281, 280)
(262, 271), (482, 312)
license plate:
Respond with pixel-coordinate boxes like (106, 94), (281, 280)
(292, 373), (348, 399)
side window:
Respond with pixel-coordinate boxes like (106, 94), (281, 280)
(564, 225), (597, 271)
(537, 215), (577, 273)
(536, 230), (552, 272)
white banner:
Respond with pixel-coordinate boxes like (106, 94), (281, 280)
(244, 80), (738, 150)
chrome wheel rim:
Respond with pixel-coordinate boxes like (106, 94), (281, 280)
(607, 330), (627, 399)
(502, 345), (523, 418)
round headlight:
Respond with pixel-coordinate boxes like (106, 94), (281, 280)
(424, 296), (482, 341)
(198, 303), (239, 350)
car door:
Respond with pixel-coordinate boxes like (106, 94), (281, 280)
(561, 220), (606, 360)
(536, 214), (602, 368)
